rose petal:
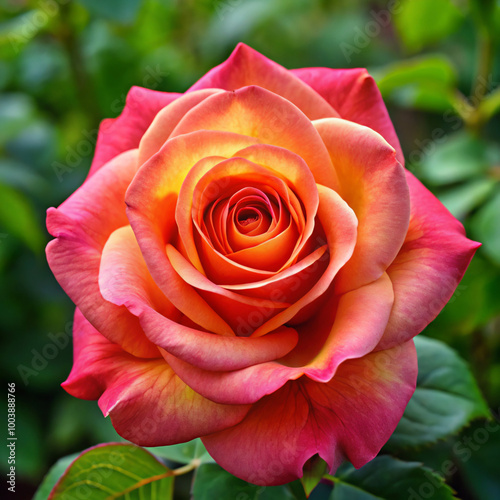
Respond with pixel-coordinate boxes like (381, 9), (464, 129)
(377, 171), (481, 350)
(167, 244), (293, 336)
(170, 86), (339, 190)
(88, 87), (179, 177)
(222, 245), (329, 305)
(251, 184), (357, 337)
(189, 42), (340, 120)
(164, 273), (393, 405)
(202, 340), (417, 486)
(138, 88), (224, 165)
(126, 131), (263, 335)
(314, 118), (410, 294)
(46, 149), (158, 357)
(292, 67), (404, 165)
(287, 272), (394, 383)
(178, 155), (313, 284)
(99, 226), (299, 371)
(63, 309), (250, 446)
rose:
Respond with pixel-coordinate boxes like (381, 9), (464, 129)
(46, 44), (479, 486)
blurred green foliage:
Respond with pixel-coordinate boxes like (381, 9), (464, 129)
(0, 0), (499, 498)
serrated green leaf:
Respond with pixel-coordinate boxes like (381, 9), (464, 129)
(192, 463), (295, 500)
(385, 336), (490, 451)
(48, 443), (174, 500)
(330, 456), (457, 500)
(394, 0), (464, 52)
(147, 438), (214, 465)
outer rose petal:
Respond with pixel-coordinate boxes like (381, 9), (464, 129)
(377, 171), (481, 350)
(46, 149), (158, 358)
(99, 226), (299, 371)
(314, 118), (410, 293)
(88, 87), (180, 177)
(292, 67), (404, 166)
(63, 309), (250, 446)
(202, 340), (417, 486)
(189, 42), (340, 120)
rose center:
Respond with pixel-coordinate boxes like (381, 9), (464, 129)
(237, 208), (260, 227)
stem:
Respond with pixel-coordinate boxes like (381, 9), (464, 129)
(467, 26), (495, 134)
(172, 459), (202, 476)
(478, 85), (500, 123)
(323, 474), (340, 484)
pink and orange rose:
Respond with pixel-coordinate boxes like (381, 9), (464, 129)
(46, 44), (479, 485)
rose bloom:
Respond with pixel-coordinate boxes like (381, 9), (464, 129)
(47, 44), (479, 485)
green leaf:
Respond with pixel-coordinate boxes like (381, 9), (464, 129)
(374, 55), (457, 112)
(415, 133), (500, 185)
(438, 178), (498, 219)
(147, 438), (214, 465)
(470, 188), (500, 265)
(48, 443), (174, 499)
(375, 55), (458, 87)
(300, 455), (328, 497)
(33, 454), (80, 500)
(330, 456), (457, 499)
(192, 463), (295, 500)
(394, 0), (465, 52)
(77, 0), (143, 24)
(385, 336), (490, 452)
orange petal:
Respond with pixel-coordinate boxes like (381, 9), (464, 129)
(314, 118), (410, 294)
(138, 88), (223, 165)
(170, 86), (339, 189)
(251, 184), (357, 337)
(126, 131), (262, 334)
